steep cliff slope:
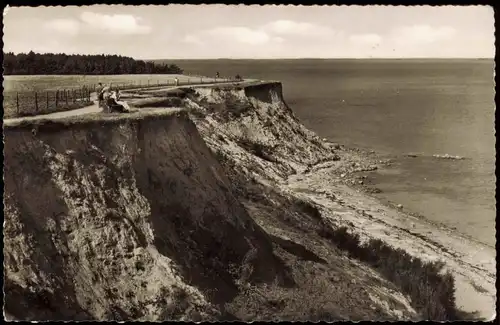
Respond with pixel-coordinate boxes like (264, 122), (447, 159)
(183, 82), (340, 182)
(3, 111), (290, 321)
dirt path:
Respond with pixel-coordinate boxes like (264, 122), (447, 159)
(3, 81), (259, 127)
(4, 93), (102, 126)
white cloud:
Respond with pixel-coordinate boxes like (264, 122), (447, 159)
(182, 20), (339, 50)
(184, 26), (271, 46)
(44, 18), (80, 36)
(263, 20), (336, 38)
(349, 33), (382, 46)
(79, 12), (152, 35)
(205, 26), (270, 45)
(391, 24), (456, 44)
(41, 12), (152, 38)
(183, 34), (203, 45)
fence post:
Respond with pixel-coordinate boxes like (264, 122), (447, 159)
(148, 80), (150, 87)
(56, 90), (58, 107)
(46, 92), (49, 110)
(16, 92), (19, 115)
(65, 90), (68, 106)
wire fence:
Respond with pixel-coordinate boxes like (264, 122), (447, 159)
(4, 76), (241, 118)
(4, 87), (94, 118)
(102, 76), (235, 92)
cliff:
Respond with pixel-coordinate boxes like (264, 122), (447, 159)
(4, 81), (493, 321)
(3, 111), (289, 321)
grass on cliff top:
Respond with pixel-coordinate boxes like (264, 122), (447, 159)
(4, 108), (186, 132)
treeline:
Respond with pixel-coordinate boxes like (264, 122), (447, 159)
(3, 51), (183, 75)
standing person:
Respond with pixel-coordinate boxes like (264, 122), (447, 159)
(216, 71), (220, 79)
(100, 84), (111, 112)
(174, 77), (179, 86)
(96, 82), (104, 107)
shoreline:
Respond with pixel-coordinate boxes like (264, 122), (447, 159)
(331, 143), (495, 249)
(289, 141), (496, 320)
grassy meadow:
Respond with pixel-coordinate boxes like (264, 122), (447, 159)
(3, 74), (227, 118)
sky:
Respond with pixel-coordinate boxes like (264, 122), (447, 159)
(3, 5), (495, 59)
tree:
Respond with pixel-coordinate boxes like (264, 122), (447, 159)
(2, 52), (184, 75)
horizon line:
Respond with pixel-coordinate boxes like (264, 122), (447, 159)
(146, 57), (494, 60)
(4, 51), (493, 61)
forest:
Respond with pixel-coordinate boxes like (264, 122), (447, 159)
(3, 51), (183, 75)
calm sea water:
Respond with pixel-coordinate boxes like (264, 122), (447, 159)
(171, 59), (496, 247)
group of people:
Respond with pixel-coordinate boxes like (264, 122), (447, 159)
(96, 82), (131, 113)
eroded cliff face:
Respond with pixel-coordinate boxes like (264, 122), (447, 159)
(184, 82), (339, 183)
(181, 83), (421, 321)
(3, 112), (290, 321)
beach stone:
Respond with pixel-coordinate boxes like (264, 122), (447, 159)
(397, 204), (403, 209)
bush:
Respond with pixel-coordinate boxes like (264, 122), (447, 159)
(187, 107), (207, 119)
(212, 149), (226, 163)
(318, 225), (459, 320)
(237, 138), (277, 163)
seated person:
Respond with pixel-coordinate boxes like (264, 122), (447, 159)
(107, 90), (131, 112)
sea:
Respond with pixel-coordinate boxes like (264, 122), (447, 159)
(169, 58), (496, 247)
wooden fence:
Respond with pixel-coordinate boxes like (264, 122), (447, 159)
(7, 87), (94, 118)
(5, 76), (241, 118)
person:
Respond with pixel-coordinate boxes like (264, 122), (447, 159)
(96, 82), (104, 106)
(108, 90), (131, 113)
(97, 83), (111, 109)
(216, 72), (220, 79)
(100, 85), (111, 111)
(174, 77), (179, 86)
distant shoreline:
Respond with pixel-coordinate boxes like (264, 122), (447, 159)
(149, 57), (494, 61)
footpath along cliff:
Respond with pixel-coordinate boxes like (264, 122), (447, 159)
(3, 81), (495, 321)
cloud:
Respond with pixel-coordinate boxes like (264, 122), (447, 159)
(41, 12), (152, 38)
(44, 18), (80, 36)
(262, 20), (336, 38)
(184, 26), (271, 46)
(272, 36), (285, 43)
(183, 19), (339, 50)
(79, 12), (152, 35)
(183, 34), (203, 45)
(349, 33), (382, 46)
(391, 24), (456, 44)
(205, 27), (271, 45)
